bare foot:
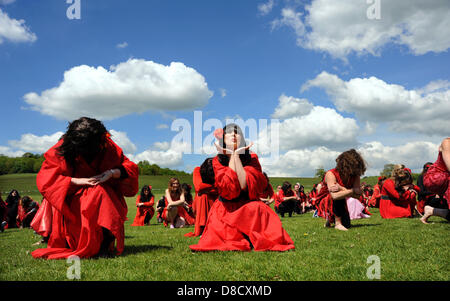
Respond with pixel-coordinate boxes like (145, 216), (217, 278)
(334, 224), (348, 231)
(420, 205), (433, 224)
(324, 220), (332, 228)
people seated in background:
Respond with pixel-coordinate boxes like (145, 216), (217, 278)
(181, 183), (195, 220)
(260, 172), (275, 206)
(379, 166), (419, 219)
(277, 181), (297, 218)
(156, 196), (166, 223)
(131, 185), (155, 226)
(161, 177), (194, 228)
(17, 196), (39, 228)
(368, 176), (386, 208)
(0, 192), (6, 232)
(5, 189), (20, 229)
(422, 137), (450, 223)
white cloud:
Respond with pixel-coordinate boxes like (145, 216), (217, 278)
(0, 9), (37, 44)
(0, 0), (16, 5)
(219, 88), (227, 98)
(260, 140), (439, 177)
(271, 94), (313, 119)
(302, 71), (450, 136)
(127, 141), (189, 168)
(24, 58), (214, 121)
(109, 130), (137, 154)
(0, 146), (24, 157)
(270, 0), (450, 59)
(8, 132), (63, 154)
(156, 123), (169, 129)
(258, 0), (275, 16)
(116, 41), (128, 49)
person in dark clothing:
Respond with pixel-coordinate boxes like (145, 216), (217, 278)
(5, 189), (20, 229)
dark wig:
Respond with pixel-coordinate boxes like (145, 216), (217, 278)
(217, 123), (251, 166)
(281, 181), (293, 196)
(200, 157), (215, 185)
(6, 189), (20, 205)
(140, 185), (153, 203)
(57, 117), (108, 166)
(421, 162), (433, 175)
(181, 183), (193, 204)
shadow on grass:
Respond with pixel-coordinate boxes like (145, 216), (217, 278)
(350, 223), (382, 228)
(123, 244), (173, 256)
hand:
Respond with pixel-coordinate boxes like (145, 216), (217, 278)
(92, 170), (114, 184)
(329, 183), (341, 193)
(214, 142), (234, 155)
(71, 177), (99, 186)
(235, 142), (254, 155)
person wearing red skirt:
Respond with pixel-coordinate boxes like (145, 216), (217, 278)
(315, 149), (366, 231)
(379, 167), (419, 219)
(422, 138), (450, 223)
(131, 185), (155, 226)
(190, 124), (294, 252)
(162, 177), (194, 228)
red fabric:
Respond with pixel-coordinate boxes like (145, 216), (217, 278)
(316, 169), (353, 223)
(17, 203), (39, 227)
(31, 198), (53, 238)
(368, 184), (381, 208)
(162, 194), (195, 227)
(189, 153), (295, 252)
(185, 167), (218, 237)
(260, 183), (275, 199)
(379, 178), (417, 219)
(130, 195), (155, 226)
(423, 152), (450, 208)
(31, 137), (139, 259)
(273, 191), (282, 210)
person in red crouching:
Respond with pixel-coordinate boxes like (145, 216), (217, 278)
(131, 185), (155, 226)
(31, 117), (139, 259)
(189, 124), (295, 252)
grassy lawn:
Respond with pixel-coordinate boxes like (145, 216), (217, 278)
(0, 174), (448, 281)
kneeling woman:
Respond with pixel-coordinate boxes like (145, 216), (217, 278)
(379, 166), (419, 219)
(316, 149), (366, 231)
(131, 185), (155, 226)
(162, 177), (194, 228)
(190, 124), (295, 252)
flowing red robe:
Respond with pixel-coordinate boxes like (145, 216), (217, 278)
(31, 198), (53, 238)
(316, 169), (355, 223)
(131, 195), (155, 226)
(189, 153), (295, 252)
(17, 202), (39, 227)
(368, 184), (381, 208)
(423, 151), (450, 209)
(31, 137), (139, 259)
(379, 178), (418, 219)
(185, 167), (218, 237)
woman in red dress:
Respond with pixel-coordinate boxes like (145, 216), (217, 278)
(422, 138), (450, 223)
(17, 196), (40, 228)
(131, 185), (155, 226)
(189, 124), (294, 252)
(31, 117), (139, 259)
(379, 167), (419, 219)
(315, 149), (366, 231)
(368, 176), (386, 208)
(185, 158), (219, 237)
(162, 177), (194, 228)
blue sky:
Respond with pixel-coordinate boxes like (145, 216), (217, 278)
(1, 0), (449, 177)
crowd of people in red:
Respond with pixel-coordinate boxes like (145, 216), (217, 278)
(1, 117), (448, 258)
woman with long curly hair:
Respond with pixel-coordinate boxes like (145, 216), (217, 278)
(189, 123), (294, 251)
(31, 117), (139, 259)
(316, 149), (366, 231)
(161, 177), (194, 228)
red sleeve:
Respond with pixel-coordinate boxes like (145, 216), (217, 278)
(244, 153), (268, 201)
(36, 140), (76, 221)
(213, 156), (241, 200)
(193, 167), (214, 193)
(382, 179), (401, 200)
(135, 195), (141, 205)
(143, 196), (154, 207)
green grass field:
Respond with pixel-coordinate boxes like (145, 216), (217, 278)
(0, 174), (448, 281)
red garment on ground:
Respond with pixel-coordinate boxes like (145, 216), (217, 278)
(189, 153), (295, 252)
(423, 151), (450, 208)
(31, 198), (53, 238)
(31, 137), (139, 259)
(130, 195), (155, 226)
(368, 184), (381, 208)
(17, 203), (39, 227)
(316, 169), (354, 223)
(379, 178), (418, 219)
(161, 197), (195, 227)
(185, 167), (219, 237)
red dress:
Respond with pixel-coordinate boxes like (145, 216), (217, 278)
(368, 184), (381, 208)
(316, 169), (354, 222)
(185, 167), (219, 237)
(423, 152), (450, 209)
(31, 198), (53, 238)
(161, 195), (195, 227)
(189, 153), (295, 252)
(379, 178), (418, 219)
(31, 137), (139, 259)
(130, 195), (155, 226)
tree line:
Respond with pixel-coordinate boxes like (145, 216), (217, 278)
(0, 153), (189, 176)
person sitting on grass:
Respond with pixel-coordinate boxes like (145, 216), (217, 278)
(422, 137), (450, 223)
(161, 177), (194, 228)
(17, 196), (40, 228)
(131, 185), (155, 226)
(277, 181), (297, 218)
(5, 189), (20, 229)
(316, 149), (366, 231)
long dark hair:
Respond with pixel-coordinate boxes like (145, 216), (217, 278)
(181, 183), (193, 204)
(57, 117), (108, 166)
(281, 181), (293, 196)
(217, 123), (251, 166)
(200, 157), (215, 185)
(6, 189), (20, 205)
(140, 185), (153, 203)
